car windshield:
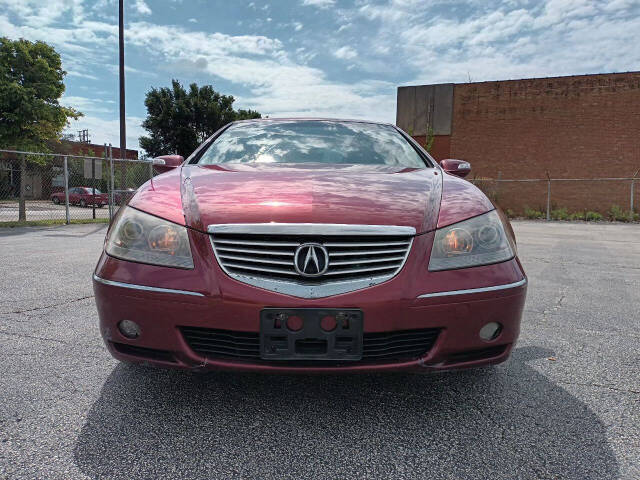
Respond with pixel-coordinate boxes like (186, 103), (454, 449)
(85, 188), (102, 194)
(195, 121), (427, 168)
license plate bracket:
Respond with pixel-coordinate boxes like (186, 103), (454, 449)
(260, 308), (363, 361)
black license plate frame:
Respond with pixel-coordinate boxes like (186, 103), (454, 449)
(260, 308), (363, 361)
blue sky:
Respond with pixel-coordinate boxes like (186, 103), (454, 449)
(2, 0), (639, 152)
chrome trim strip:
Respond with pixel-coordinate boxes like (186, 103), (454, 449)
(217, 270), (399, 299)
(417, 279), (527, 299)
(93, 274), (205, 297)
(208, 223), (416, 236)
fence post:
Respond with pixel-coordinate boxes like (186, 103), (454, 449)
(631, 170), (638, 215)
(92, 157), (96, 220)
(109, 144), (114, 222)
(63, 156), (70, 225)
(18, 154), (26, 222)
(546, 171), (551, 221)
(149, 159), (153, 180)
(104, 144), (110, 220)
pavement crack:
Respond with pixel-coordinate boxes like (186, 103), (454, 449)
(3, 295), (94, 315)
(0, 330), (67, 344)
(542, 287), (567, 320)
(554, 380), (639, 395)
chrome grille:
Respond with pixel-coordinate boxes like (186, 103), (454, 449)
(209, 224), (415, 298)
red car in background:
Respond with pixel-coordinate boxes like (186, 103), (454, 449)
(93, 119), (527, 373)
(51, 187), (109, 207)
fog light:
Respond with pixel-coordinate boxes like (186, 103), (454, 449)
(479, 322), (502, 341)
(118, 320), (140, 339)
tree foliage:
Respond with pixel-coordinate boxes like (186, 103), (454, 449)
(0, 37), (81, 151)
(139, 79), (261, 158)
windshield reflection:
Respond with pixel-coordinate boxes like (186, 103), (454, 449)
(196, 120), (426, 168)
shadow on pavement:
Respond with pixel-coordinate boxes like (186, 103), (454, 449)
(74, 346), (618, 479)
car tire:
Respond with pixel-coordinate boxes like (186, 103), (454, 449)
(98, 204), (104, 208)
(80, 199), (87, 208)
(52, 197), (60, 205)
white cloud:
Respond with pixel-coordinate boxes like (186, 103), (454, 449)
(0, 0), (84, 27)
(66, 70), (99, 81)
(133, 0), (152, 16)
(333, 45), (357, 60)
(105, 63), (157, 77)
(0, 11), (117, 74)
(354, 0), (640, 84)
(120, 22), (394, 121)
(301, 0), (335, 9)
(63, 95), (115, 114)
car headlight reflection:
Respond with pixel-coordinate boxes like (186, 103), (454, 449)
(441, 228), (473, 256)
(106, 207), (194, 269)
(429, 210), (515, 271)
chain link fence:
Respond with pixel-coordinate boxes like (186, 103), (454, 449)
(2, 150), (639, 225)
(471, 171), (639, 221)
(0, 147), (155, 226)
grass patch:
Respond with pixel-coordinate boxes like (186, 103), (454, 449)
(0, 218), (109, 228)
(523, 207), (545, 219)
(607, 205), (639, 222)
(585, 211), (603, 221)
(550, 207), (570, 221)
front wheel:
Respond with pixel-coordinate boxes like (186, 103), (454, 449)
(52, 197), (60, 205)
(79, 199), (87, 208)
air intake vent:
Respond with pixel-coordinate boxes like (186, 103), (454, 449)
(208, 224), (414, 298)
(179, 327), (261, 359)
(180, 326), (440, 364)
(361, 328), (440, 361)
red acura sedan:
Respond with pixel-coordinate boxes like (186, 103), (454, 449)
(51, 187), (109, 207)
(93, 119), (527, 373)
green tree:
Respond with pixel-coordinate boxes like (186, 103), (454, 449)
(0, 37), (81, 220)
(0, 37), (81, 150)
(139, 80), (261, 158)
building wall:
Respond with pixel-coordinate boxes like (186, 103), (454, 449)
(398, 72), (640, 214)
(58, 141), (138, 160)
(412, 135), (451, 162)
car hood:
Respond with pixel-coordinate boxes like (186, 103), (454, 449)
(178, 163), (442, 234)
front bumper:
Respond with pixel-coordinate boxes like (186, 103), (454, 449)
(93, 227), (527, 373)
(93, 278), (526, 374)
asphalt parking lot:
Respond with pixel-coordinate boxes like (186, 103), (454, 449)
(0, 221), (638, 479)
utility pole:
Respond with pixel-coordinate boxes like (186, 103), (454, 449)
(118, 0), (127, 190)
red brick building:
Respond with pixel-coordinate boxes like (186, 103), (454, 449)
(396, 72), (640, 214)
(56, 140), (138, 161)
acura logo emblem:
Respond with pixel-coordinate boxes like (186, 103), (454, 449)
(294, 243), (329, 277)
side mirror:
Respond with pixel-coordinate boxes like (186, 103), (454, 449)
(153, 155), (184, 173)
(440, 159), (471, 178)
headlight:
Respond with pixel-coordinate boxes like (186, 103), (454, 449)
(105, 207), (194, 269)
(428, 210), (515, 271)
